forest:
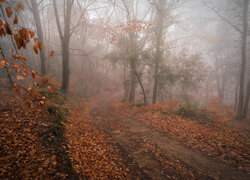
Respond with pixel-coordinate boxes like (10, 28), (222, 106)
(0, 0), (249, 179)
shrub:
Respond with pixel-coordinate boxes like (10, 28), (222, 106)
(177, 103), (214, 123)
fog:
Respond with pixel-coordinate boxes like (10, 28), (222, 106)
(0, 0), (249, 178)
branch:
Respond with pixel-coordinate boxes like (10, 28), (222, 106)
(52, 0), (64, 41)
(202, 0), (242, 34)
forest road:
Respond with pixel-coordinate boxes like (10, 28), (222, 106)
(90, 92), (250, 180)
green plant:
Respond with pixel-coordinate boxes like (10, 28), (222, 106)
(177, 103), (214, 123)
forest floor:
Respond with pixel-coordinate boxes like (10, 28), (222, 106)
(1, 88), (250, 179)
(66, 91), (250, 179)
(0, 88), (79, 179)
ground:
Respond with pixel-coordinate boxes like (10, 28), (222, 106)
(0, 89), (249, 179)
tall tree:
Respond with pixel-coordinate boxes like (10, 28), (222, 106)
(27, 0), (47, 75)
(237, 0), (249, 119)
(53, 0), (74, 93)
(152, 0), (166, 104)
(203, 0), (249, 119)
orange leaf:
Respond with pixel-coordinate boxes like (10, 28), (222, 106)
(21, 57), (27, 63)
(16, 75), (24, 80)
(0, 58), (7, 68)
(29, 30), (34, 38)
(17, 2), (24, 11)
(33, 44), (38, 54)
(18, 28), (29, 41)
(4, 23), (12, 35)
(0, 0), (4, 3)
(0, 27), (6, 37)
(49, 50), (55, 59)
(14, 33), (19, 41)
(31, 70), (38, 79)
(34, 37), (39, 42)
(22, 65), (29, 77)
(13, 14), (18, 24)
(24, 100), (32, 108)
(37, 41), (42, 51)
(0, 19), (2, 26)
(5, 7), (13, 18)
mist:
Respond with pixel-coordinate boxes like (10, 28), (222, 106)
(0, 0), (249, 179)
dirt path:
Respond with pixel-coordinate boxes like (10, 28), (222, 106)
(90, 95), (249, 180)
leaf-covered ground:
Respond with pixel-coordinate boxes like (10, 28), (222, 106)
(64, 100), (148, 179)
(110, 103), (250, 173)
(1, 88), (249, 179)
(0, 88), (77, 179)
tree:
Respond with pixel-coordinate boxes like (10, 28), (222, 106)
(53, 0), (74, 93)
(152, 0), (166, 104)
(203, 0), (249, 119)
(239, 0), (250, 119)
(28, 0), (47, 75)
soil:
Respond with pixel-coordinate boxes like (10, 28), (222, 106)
(90, 93), (250, 180)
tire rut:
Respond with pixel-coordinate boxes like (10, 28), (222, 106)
(91, 105), (249, 180)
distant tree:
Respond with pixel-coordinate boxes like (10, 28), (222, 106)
(203, 0), (249, 119)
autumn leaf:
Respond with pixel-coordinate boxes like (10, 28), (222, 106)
(5, 7), (13, 18)
(14, 33), (19, 41)
(0, 58), (7, 68)
(4, 23), (12, 35)
(16, 75), (24, 80)
(33, 37), (39, 42)
(16, 38), (25, 50)
(17, 2), (24, 11)
(49, 50), (55, 59)
(37, 41), (42, 51)
(0, 0), (4, 3)
(18, 28), (29, 42)
(0, 19), (3, 26)
(31, 70), (38, 79)
(13, 14), (18, 24)
(0, 27), (6, 37)
(33, 44), (38, 54)
(21, 57), (27, 63)
(24, 99), (32, 108)
(40, 100), (45, 106)
(29, 30), (34, 38)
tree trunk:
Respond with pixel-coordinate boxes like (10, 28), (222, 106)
(242, 77), (250, 118)
(128, 63), (136, 103)
(31, 0), (46, 75)
(236, 0), (249, 119)
(61, 0), (72, 92)
(133, 60), (147, 105)
(53, 0), (73, 93)
(152, 0), (165, 104)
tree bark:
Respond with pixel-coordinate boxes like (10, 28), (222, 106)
(152, 0), (165, 104)
(128, 62), (136, 103)
(132, 59), (147, 105)
(236, 0), (249, 119)
(242, 77), (250, 118)
(53, 0), (73, 93)
(31, 0), (46, 75)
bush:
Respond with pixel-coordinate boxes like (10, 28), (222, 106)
(177, 103), (214, 123)
(35, 86), (67, 105)
(177, 103), (198, 118)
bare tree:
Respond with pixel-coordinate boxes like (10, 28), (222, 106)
(203, 0), (249, 119)
(53, 0), (74, 93)
(25, 0), (47, 75)
(152, 0), (166, 104)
